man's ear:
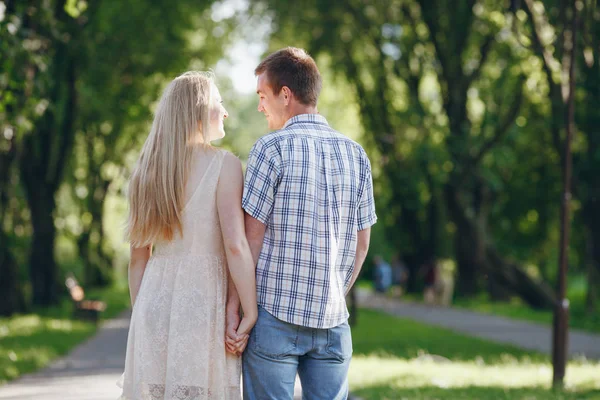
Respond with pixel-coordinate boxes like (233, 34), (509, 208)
(281, 86), (292, 105)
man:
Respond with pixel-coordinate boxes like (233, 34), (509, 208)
(235, 47), (376, 399)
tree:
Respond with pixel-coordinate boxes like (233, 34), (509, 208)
(258, 0), (556, 306)
(0, 0), (57, 314)
(577, 3), (600, 311)
(517, 0), (599, 311)
(1, 0), (231, 311)
(63, 2), (231, 287)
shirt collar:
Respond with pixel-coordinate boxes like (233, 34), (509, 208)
(283, 113), (329, 129)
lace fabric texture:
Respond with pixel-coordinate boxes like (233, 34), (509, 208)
(119, 149), (241, 400)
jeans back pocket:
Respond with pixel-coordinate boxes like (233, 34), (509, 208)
(326, 321), (353, 361)
(251, 307), (299, 358)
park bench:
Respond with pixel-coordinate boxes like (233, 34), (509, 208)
(64, 274), (107, 324)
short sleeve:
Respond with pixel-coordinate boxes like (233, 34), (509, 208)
(357, 159), (377, 230)
(242, 140), (280, 224)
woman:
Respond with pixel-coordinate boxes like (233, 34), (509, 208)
(119, 71), (257, 399)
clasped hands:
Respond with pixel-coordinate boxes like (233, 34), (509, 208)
(225, 309), (256, 356)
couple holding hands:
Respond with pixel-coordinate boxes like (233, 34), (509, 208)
(119, 47), (376, 400)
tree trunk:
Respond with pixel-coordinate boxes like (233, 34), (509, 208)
(78, 221), (112, 287)
(25, 183), (59, 306)
(19, 40), (77, 306)
(487, 272), (513, 302)
(0, 136), (27, 315)
(0, 232), (27, 316)
(445, 184), (485, 296)
(445, 182), (556, 308)
(397, 203), (426, 293)
(486, 246), (556, 309)
(78, 168), (113, 287)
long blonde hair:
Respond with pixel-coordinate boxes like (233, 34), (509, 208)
(127, 71), (214, 247)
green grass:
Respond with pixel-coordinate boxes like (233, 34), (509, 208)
(356, 280), (375, 291)
(349, 309), (600, 399)
(0, 283), (130, 385)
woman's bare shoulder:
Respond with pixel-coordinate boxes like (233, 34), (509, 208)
(220, 150), (242, 173)
(213, 150), (242, 192)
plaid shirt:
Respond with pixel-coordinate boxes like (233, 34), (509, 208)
(242, 114), (377, 329)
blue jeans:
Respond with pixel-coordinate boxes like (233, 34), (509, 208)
(242, 306), (352, 400)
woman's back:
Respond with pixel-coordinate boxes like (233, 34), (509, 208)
(119, 147), (242, 400)
(153, 148), (226, 258)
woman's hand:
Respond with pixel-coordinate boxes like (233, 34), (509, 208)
(236, 311), (257, 337)
(225, 309), (247, 356)
(230, 311), (257, 355)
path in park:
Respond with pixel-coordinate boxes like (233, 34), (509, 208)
(358, 288), (600, 360)
(0, 311), (130, 400)
(2, 293), (599, 400)
(0, 310), (302, 400)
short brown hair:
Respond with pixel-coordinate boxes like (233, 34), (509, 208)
(255, 47), (322, 106)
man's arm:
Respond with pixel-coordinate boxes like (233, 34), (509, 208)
(245, 213), (266, 265)
(346, 227), (371, 294)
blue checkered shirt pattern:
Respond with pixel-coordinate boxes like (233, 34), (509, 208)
(242, 114), (377, 329)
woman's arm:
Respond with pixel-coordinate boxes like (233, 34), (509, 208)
(224, 271), (247, 355)
(217, 153), (258, 335)
(129, 244), (152, 307)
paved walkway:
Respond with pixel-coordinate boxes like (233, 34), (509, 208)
(357, 289), (600, 360)
(0, 310), (303, 400)
(0, 311), (130, 400)
(2, 292), (599, 399)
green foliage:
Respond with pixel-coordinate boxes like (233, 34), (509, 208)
(0, 0), (236, 312)
(57, 0), (233, 287)
(217, 80), (268, 160)
(3, 0), (599, 318)
(257, 0), (599, 306)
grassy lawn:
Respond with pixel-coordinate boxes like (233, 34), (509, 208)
(0, 283), (130, 385)
(349, 309), (600, 399)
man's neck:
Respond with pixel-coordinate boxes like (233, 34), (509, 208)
(286, 104), (318, 120)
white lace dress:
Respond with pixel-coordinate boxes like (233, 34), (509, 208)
(118, 149), (241, 400)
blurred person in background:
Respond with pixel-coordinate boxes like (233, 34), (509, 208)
(391, 253), (409, 297)
(373, 255), (393, 294)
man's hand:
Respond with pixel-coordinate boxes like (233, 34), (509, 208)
(233, 311), (257, 354)
(225, 309), (248, 356)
